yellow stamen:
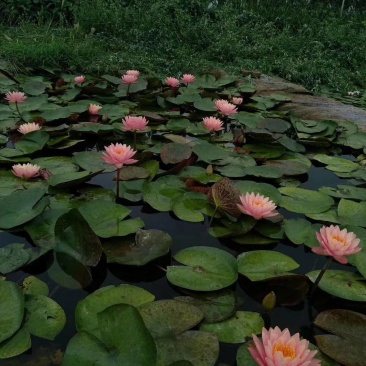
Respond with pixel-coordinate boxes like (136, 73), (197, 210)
(273, 343), (296, 359)
(331, 235), (346, 245)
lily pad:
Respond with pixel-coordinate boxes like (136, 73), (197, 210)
(15, 131), (49, 154)
(237, 250), (299, 281)
(0, 244), (30, 274)
(161, 143), (192, 164)
(0, 328), (31, 359)
(167, 246), (238, 291)
(338, 199), (366, 227)
(200, 311), (264, 343)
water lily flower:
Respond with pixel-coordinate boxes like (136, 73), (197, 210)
(202, 117), (224, 132)
(121, 74), (138, 84)
(12, 163), (40, 179)
(126, 70), (140, 77)
(181, 74), (195, 84)
(122, 116), (149, 132)
(238, 192), (278, 220)
(165, 77), (180, 88)
(312, 225), (361, 264)
(18, 122), (42, 135)
(89, 104), (102, 115)
(102, 143), (138, 169)
(214, 99), (238, 115)
(249, 327), (320, 366)
(5, 91), (27, 104)
(232, 97), (243, 105)
(74, 75), (85, 84)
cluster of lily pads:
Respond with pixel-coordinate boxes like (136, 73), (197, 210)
(0, 69), (366, 365)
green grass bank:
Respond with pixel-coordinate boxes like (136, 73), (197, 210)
(1, 0), (366, 93)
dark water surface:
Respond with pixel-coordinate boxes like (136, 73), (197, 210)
(2, 164), (364, 366)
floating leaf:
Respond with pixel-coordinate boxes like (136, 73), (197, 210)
(76, 285), (155, 340)
(200, 311), (264, 343)
(0, 244), (30, 274)
(338, 199), (366, 227)
(167, 246), (238, 291)
(236, 180), (282, 204)
(0, 328), (31, 359)
(103, 229), (171, 266)
(284, 218), (313, 245)
(319, 185), (366, 201)
(161, 143), (192, 164)
(237, 251), (299, 281)
(22, 276), (49, 296)
(15, 131), (49, 154)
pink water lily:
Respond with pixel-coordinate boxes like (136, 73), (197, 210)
(202, 117), (224, 132)
(121, 74), (138, 84)
(5, 91), (27, 104)
(165, 77), (180, 88)
(249, 327), (320, 366)
(238, 192), (278, 220)
(126, 70), (140, 77)
(214, 99), (238, 115)
(18, 122), (41, 135)
(312, 225), (361, 264)
(12, 163), (40, 179)
(122, 116), (149, 132)
(181, 74), (195, 84)
(102, 143), (138, 169)
(232, 97), (243, 105)
(89, 104), (102, 115)
(74, 75), (85, 84)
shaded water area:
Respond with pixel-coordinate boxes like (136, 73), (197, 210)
(2, 162), (364, 366)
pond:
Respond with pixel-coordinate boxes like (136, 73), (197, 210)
(0, 71), (366, 366)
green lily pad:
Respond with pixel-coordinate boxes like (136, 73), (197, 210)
(242, 166), (283, 178)
(193, 141), (230, 163)
(15, 131), (49, 154)
(33, 156), (79, 174)
(22, 276), (49, 296)
(279, 187), (334, 214)
(0, 187), (49, 229)
(200, 311), (264, 343)
(172, 192), (210, 222)
(236, 181), (282, 204)
(0, 244), (30, 274)
(167, 246), (238, 291)
(237, 250), (299, 281)
(313, 154), (359, 172)
(307, 270), (366, 301)
(161, 142), (192, 164)
(175, 290), (237, 324)
(338, 199), (366, 227)
(24, 295), (66, 340)
(0, 281), (24, 343)
(193, 98), (216, 112)
(166, 118), (191, 132)
(48, 170), (99, 188)
(243, 144), (285, 159)
(103, 229), (171, 266)
(284, 218), (313, 245)
(76, 285), (155, 340)
(319, 185), (366, 201)
(73, 151), (116, 173)
(22, 80), (49, 96)
(155, 330), (219, 366)
(0, 328), (31, 359)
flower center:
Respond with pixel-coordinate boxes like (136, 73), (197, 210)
(273, 343), (296, 359)
(115, 149), (123, 155)
(331, 235), (346, 245)
(254, 200), (266, 207)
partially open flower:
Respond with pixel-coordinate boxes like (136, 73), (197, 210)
(126, 70), (140, 77)
(102, 143), (138, 169)
(18, 122), (42, 135)
(249, 327), (320, 366)
(232, 97), (243, 105)
(122, 116), (149, 132)
(238, 192), (278, 220)
(202, 117), (224, 132)
(89, 104), (102, 115)
(181, 74), (195, 84)
(5, 91), (27, 104)
(74, 75), (86, 84)
(12, 163), (40, 179)
(214, 99), (238, 115)
(121, 74), (138, 84)
(165, 77), (180, 88)
(312, 225), (361, 264)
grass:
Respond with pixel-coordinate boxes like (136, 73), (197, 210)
(1, 0), (366, 93)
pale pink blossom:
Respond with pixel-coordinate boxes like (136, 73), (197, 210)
(312, 225), (361, 264)
(238, 192), (278, 220)
(12, 163), (40, 179)
(5, 91), (27, 104)
(215, 99), (238, 115)
(232, 97), (243, 105)
(126, 70), (140, 77)
(74, 75), (85, 84)
(165, 77), (180, 88)
(89, 104), (102, 115)
(102, 143), (138, 169)
(121, 74), (138, 84)
(122, 116), (149, 132)
(18, 122), (42, 135)
(181, 74), (195, 84)
(249, 327), (320, 366)
(202, 117), (224, 132)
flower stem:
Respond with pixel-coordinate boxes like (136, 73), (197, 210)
(134, 131), (137, 150)
(208, 206), (218, 229)
(309, 256), (333, 298)
(127, 84), (130, 98)
(116, 168), (121, 199)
